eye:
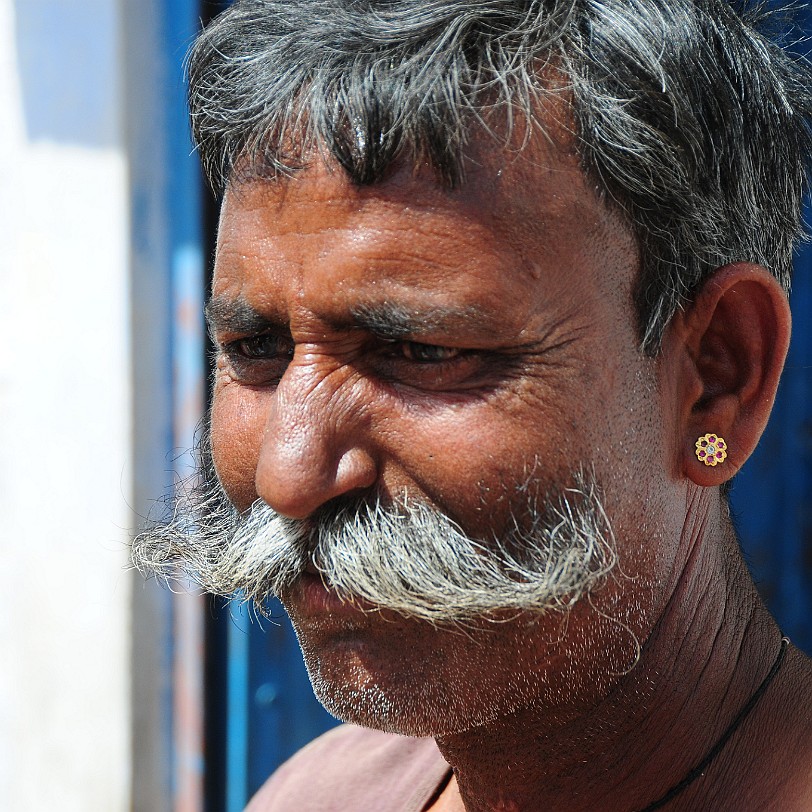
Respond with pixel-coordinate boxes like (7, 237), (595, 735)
(374, 340), (491, 391)
(220, 332), (294, 385)
(232, 333), (294, 360)
(399, 342), (462, 363)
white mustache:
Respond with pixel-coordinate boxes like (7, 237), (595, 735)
(133, 459), (617, 624)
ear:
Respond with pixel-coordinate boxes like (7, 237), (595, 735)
(667, 263), (791, 486)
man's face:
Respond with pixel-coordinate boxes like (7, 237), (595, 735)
(207, 137), (682, 736)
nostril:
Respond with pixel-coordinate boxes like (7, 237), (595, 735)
(334, 447), (378, 492)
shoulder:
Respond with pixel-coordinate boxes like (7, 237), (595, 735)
(246, 724), (450, 812)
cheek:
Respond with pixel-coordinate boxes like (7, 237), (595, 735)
(381, 388), (582, 534)
(210, 383), (269, 510)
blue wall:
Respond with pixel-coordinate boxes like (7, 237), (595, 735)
(733, 236), (812, 653)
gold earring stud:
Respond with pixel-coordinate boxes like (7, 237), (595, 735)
(695, 433), (727, 466)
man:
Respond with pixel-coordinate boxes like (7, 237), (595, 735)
(134, 0), (812, 808)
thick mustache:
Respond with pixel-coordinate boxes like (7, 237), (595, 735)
(131, 434), (617, 623)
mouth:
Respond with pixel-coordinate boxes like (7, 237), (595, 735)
(280, 541), (341, 608)
(285, 570), (376, 619)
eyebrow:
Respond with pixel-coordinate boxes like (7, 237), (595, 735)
(350, 302), (488, 339)
(205, 296), (278, 337)
(205, 295), (488, 340)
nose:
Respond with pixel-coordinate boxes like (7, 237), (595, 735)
(254, 357), (378, 519)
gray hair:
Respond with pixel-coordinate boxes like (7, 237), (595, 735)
(188, 0), (812, 352)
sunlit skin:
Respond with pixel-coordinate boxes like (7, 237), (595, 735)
(209, 128), (812, 810)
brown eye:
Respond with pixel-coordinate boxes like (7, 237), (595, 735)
(235, 333), (294, 360)
(220, 333), (295, 386)
(400, 342), (461, 363)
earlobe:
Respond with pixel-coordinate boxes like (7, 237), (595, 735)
(670, 263), (791, 487)
(694, 433), (728, 467)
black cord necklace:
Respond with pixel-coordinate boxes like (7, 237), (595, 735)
(638, 637), (789, 812)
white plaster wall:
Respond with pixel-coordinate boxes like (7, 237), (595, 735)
(0, 0), (132, 809)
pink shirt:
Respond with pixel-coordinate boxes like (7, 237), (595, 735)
(247, 724), (452, 812)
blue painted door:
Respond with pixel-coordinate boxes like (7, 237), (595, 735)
(733, 232), (812, 652)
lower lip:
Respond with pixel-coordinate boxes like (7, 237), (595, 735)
(290, 572), (371, 616)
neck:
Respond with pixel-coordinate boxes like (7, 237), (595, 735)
(432, 492), (805, 811)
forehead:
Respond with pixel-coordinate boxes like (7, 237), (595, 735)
(212, 137), (637, 329)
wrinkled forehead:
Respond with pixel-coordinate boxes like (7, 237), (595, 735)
(213, 132), (640, 341)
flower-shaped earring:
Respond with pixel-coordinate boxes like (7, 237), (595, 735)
(696, 434), (727, 466)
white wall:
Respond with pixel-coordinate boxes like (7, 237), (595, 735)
(0, 1), (132, 809)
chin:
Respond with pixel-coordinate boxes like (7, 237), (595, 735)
(285, 585), (640, 739)
(294, 627), (549, 738)
(294, 631), (443, 735)
(307, 663), (503, 738)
